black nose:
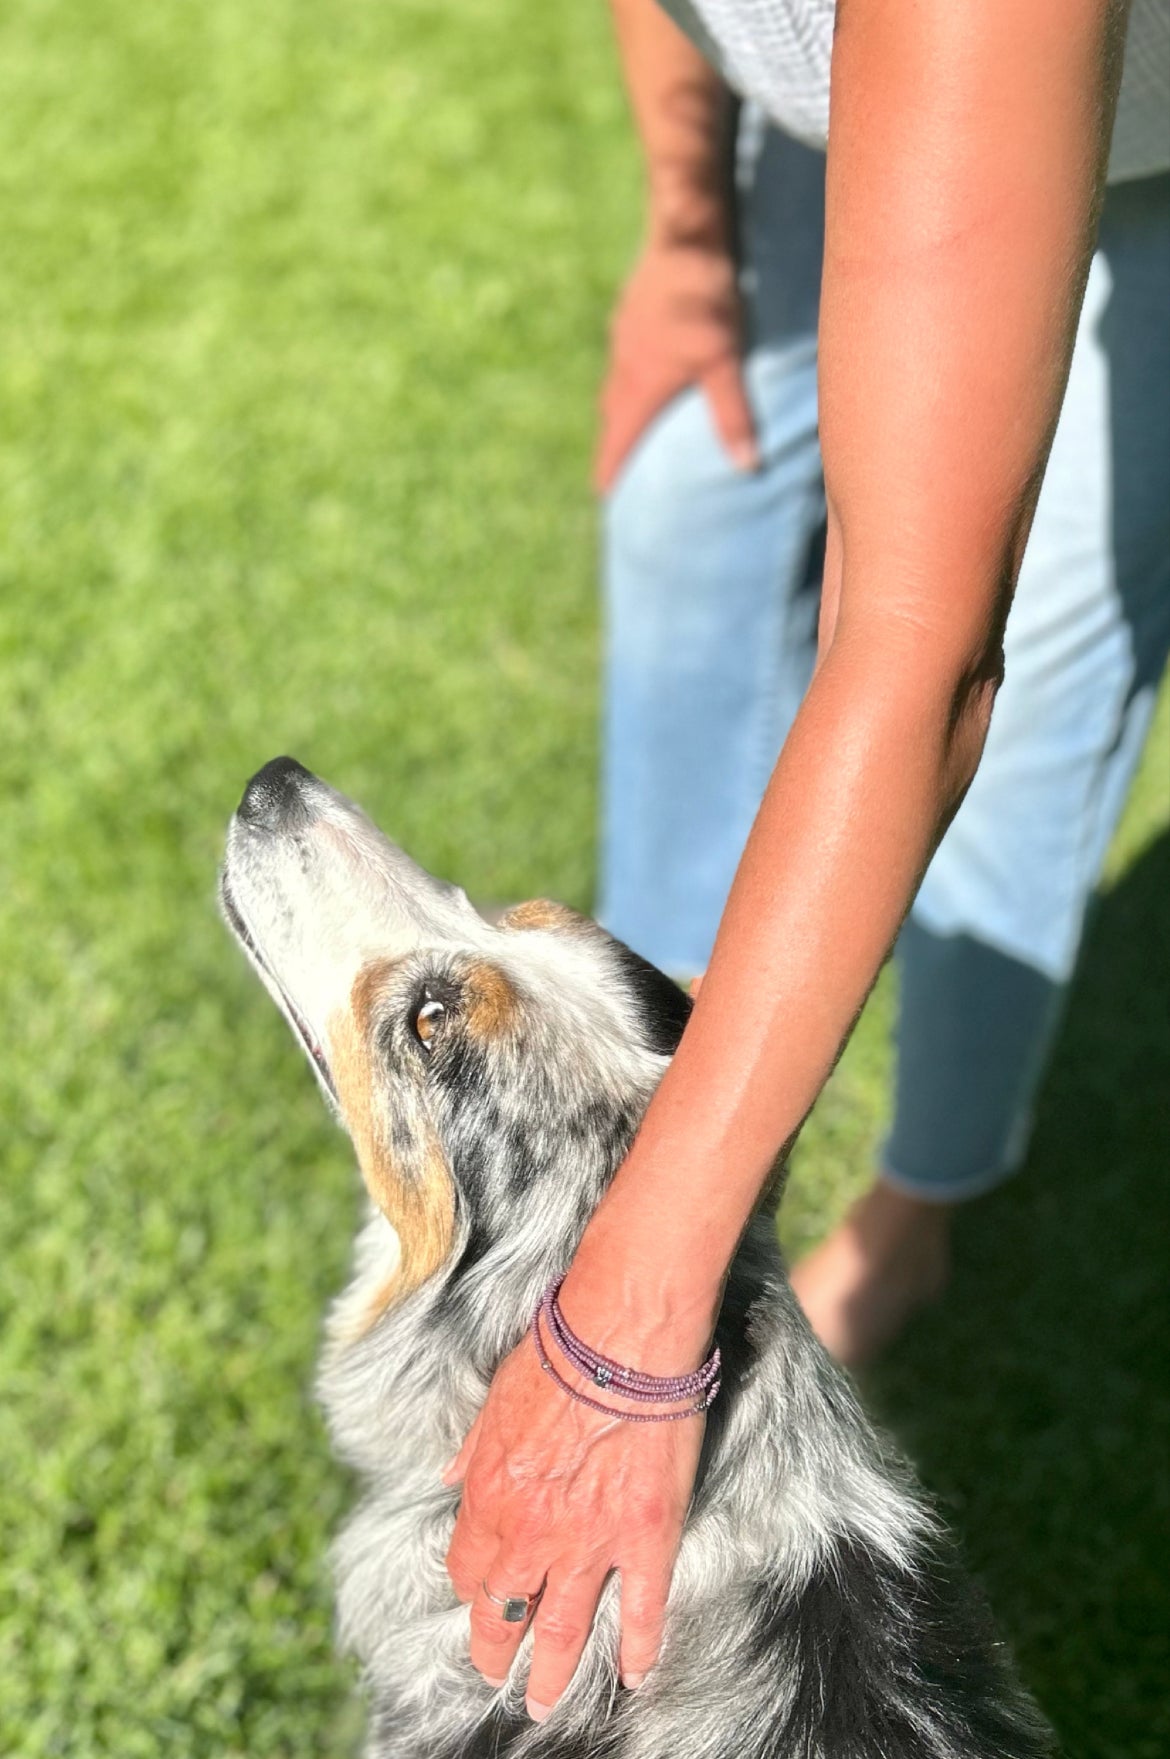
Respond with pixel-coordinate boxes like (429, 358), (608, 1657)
(237, 756), (313, 830)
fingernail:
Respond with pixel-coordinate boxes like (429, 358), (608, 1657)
(484, 1676), (508, 1690)
(731, 441), (760, 472)
(527, 1699), (553, 1723)
(624, 1672), (646, 1690)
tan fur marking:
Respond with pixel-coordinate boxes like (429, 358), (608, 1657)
(329, 963), (455, 1323)
(462, 959), (518, 1041)
(499, 898), (586, 934)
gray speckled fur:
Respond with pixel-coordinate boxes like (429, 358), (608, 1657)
(221, 763), (1051, 1759)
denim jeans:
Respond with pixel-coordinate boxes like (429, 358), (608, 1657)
(600, 124), (1170, 1200)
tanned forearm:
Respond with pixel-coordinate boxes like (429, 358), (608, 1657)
(609, 0), (733, 244)
(563, 0), (1128, 1362)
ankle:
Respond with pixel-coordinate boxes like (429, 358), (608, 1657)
(789, 1178), (955, 1366)
(849, 1178), (954, 1260)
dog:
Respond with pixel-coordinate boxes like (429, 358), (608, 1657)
(220, 756), (1051, 1759)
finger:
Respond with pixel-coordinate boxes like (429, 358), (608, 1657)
(441, 1408), (484, 1486)
(700, 355), (759, 472)
(468, 1550), (548, 1687)
(445, 1479), (501, 1605)
(618, 1556), (674, 1689)
(525, 1559), (612, 1723)
(593, 370), (677, 496)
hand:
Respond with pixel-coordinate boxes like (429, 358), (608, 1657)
(594, 235), (759, 493)
(443, 1314), (706, 1721)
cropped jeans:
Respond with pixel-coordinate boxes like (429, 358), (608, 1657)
(600, 123), (1170, 1201)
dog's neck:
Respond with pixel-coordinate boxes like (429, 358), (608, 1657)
(320, 1067), (658, 1478)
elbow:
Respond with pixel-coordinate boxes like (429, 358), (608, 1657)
(941, 641), (1004, 811)
(822, 560), (1010, 814)
(830, 606), (1007, 815)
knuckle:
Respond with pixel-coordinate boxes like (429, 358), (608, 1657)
(459, 1462), (497, 1513)
(507, 1506), (549, 1552)
(628, 1492), (671, 1536)
(469, 1606), (516, 1649)
(453, 1494), (488, 1543)
(446, 1524), (487, 1575)
(622, 1562), (672, 1631)
(623, 1594), (666, 1636)
(624, 1611), (665, 1651)
(537, 1611), (585, 1655)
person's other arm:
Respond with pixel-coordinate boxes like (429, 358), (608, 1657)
(594, 0), (758, 490)
(446, 0), (1128, 1722)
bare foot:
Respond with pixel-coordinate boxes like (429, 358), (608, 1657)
(789, 1180), (953, 1367)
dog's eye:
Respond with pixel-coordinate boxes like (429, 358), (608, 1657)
(413, 997), (446, 1051)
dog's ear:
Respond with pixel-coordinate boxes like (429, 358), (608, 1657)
(329, 963), (456, 1314)
(497, 898), (585, 935)
(500, 898), (692, 1057)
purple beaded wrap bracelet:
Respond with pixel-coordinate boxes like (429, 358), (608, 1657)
(531, 1278), (720, 1423)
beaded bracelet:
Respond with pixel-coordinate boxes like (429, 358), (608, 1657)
(531, 1278), (720, 1423)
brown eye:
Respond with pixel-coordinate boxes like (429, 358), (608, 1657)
(414, 997), (446, 1050)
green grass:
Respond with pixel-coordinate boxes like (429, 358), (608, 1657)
(0, 3), (1166, 1755)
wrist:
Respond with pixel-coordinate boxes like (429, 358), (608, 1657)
(558, 1212), (725, 1375)
(646, 174), (733, 255)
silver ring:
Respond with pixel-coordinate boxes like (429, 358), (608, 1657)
(482, 1580), (542, 1624)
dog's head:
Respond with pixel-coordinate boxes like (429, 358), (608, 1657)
(221, 758), (691, 1321)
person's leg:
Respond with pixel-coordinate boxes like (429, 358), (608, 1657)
(599, 121), (827, 977)
(793, 173), (1170, 1364)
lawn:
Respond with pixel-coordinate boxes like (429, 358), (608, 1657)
(0, 2), (1166, 1756)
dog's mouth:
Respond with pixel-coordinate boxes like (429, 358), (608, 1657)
(220, 876), (339, 1104)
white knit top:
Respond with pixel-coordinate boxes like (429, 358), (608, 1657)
(659, 0), (1170, 183)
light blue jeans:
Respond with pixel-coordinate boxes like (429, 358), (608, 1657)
(600, 124), (1170, 1200)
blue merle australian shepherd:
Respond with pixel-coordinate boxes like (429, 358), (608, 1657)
(220, 757), (1050, 1759)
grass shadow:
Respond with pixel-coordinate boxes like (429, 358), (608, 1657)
(863, 829), (1170, 1759)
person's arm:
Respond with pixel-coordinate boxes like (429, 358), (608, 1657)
(571, 0), (1128, 1339)
(594, 0), (758, 491)
(446, 0), (1128, 1722)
